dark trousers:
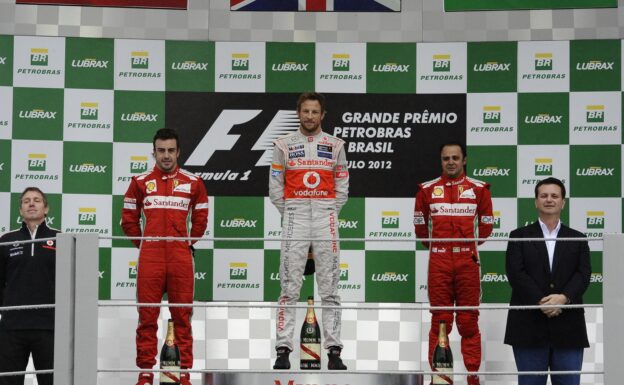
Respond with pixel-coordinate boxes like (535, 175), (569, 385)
(513, 345), (584, 385)
(0, 329), (54, 385)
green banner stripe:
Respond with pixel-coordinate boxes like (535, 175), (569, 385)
(445, 0), (616, 11)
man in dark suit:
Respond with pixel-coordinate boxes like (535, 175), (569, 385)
(505, 177), (591, 385)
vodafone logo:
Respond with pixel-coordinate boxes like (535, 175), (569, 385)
(303, 171), (321, 189)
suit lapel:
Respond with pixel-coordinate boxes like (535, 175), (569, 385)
(528, 221), (551, 273)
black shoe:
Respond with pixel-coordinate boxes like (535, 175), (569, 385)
(327, 346), (347, 370)
(273, 347), (291, 369)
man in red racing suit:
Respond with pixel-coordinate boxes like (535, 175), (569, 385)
(122, 128), (208, 385)
(414, 143), (493, 385)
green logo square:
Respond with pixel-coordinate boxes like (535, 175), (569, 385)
(332, 54), (350, 71)
(586, 211), (605, 229)
(128, 261), (137, 279)
(366, 43), (416, 94)
(63, 141), (112, 194)
(468, 42), (517, 92)
(534, 54), (553, 71)
(10, 192), (62, 230)
(0, 35), (13, 86)
(339, 265), (349, 281)
(381, 211), (400, 229)
(468, 145), (517, 197)
(114, 91), (165, 143)
(28, 154), (46, 171)
(80, 102), (99, 120)
(433, 54), (451, 72)
(338, 197), (365, 250)
(518, 93), (569, 145)
(131, 52), (149, 69)
(229, 262), (248, 280)
(232, 54), (249, 71)
(534, 159), (553, 176)
(570, 145), (620, 197)
(479, 251), (510, 303)
(13, 87), (64, 140)
(570, 40), (620, 92)
(482, 107), (501, 124)
(65, 37), (114, 89)
(266, 42), (314, 93)
(30, 49), (48, 66)
(264, 250), (314, 301)
(365, 250), (414, 302)
(98, 248), (111, 300)
(0, 140), (9, 192)
(78, 207), (97, 225)
(214, 196), (264, 249)
(586, 106), (604, 123)
(166, 40), (215, 92)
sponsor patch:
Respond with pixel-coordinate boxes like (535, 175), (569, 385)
(288, 150), (305, 159)
(145, 179), (157, 194)
(317, 144), (332, 153)
(271, 163), (284, 171)
(413, 216), (425, 225)
(271, 169), (282, 177)
(432, 186), (444, 198)
(481, 216), (494, 224)
(318, 150), (332, 159)
(173, 183), (191, 193)
(288, 144), (304, 151)
(459, 188), (476, 199)
(335, 170), (349, 179)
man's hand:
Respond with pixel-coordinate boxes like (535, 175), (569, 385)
(538, 294), (568, 318)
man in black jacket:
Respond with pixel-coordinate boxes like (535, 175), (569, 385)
(505, 177), (591, 385)
(0, 187), (59, 385)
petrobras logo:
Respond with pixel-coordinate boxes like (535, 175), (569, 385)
(534, 52), (553, 71)
(535, 158), (553, 176)
(585, 105), (604, 123)
(128, 261), (137, 279)
(120, 111), (158, 122)
(271, 61), (309, 72)
(332, 53), (350, 72)
(220, 217), (258, 228)
(576, 166), (614, 177)
(472, 166), (510, 177)
(30, 48), (49, 66)
(229, 262), (247, 280)
(493, 211), (501, 229)
(576, 60), (614, 71)
(69, 163), (107, 173)
(586, 211), (605, 229)
(339, 218), (358, 229)
(432, 54), (451, 72)
(482, 105), (501, 124)
(371, 272), (409, 282)
(481, 272), (508, 282)
(590, 273), (603, 283)
(473, 61), (511, 72)
(524, 113), (562, 124)
(430, 203), (477, 216)
(381, 211), (399, 228)
(71, 58), (109, 68)
(78, 207), (97, 225)
(80, 102), (99, 121)
(19, 108), (57, 120)
(339, 263), (349, 281)
(130, 155), (148, 174)
(130, 51), (149, 69)
(170, 60), (209, 71)
(231, 53), (249, 71)
(372, 62), (410, 73)
(28, 153), (47, 171)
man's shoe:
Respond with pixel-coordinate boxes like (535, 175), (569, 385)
(327, 346), (347, 370)
(467, 374), (480, 385)
(273, 347), (291, 369)
(135, 372), (153, 385)
(180, 372), (192, 385)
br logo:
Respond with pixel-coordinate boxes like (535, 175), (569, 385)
(229, 262), (248, 280)
(381, 211), (400, 228)
(131, 51), (149, 69)
(332, 54), (350, 71)
(231, 53), (249, 71)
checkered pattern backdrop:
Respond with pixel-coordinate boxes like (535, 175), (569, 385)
(0, 36), (615, 384)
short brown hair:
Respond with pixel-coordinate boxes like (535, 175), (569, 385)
(20, 187), (48, 207)
(296, 92), (326, 113)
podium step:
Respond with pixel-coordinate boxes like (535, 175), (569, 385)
(203, 371), (423, 385)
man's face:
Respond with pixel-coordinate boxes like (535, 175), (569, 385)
(298, 99), (325, 135)
(441, 145), (466, 179)
(153, 138), (180, 173)
(535, 183), (565, 217)
(20, 191), (48, 224)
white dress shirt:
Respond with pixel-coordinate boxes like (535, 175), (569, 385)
(539, 218), (561, 270)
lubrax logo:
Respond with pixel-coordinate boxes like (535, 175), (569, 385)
(28, 153), (47, 171)
(524, 114), (562, 124)
(493, 211), (501, 229)
(472, 167), (510, 177)
(381, 211), (399, 228)
(171, 61), (209, 71)
(372, 62), (409, 72)
(482, 106), (501, 124)
(30, 48), (48, 66)
(130, 156), (148, 174)
(19, 109), (57, 119)
(71, 58), (109, 68)
(473, 61), (510, 72)
(128, 261), (137, 279)
(80, 102), (99, 120)
(576, 60), (614, 71)
(534, 53), (553, 71)
(220, 218), (257, 228)
(339, 219), (358, 229)
(194, 272), (207, 280)
(576, 167), (614, 176)
(481, 273), (508, 282)
(332, 54), (350, 71)
(432, 54), (450, 72)
(272, 61), (308, 72)
(586, 211), (605, 229)
(130, 51), (149, 69)
(535, 158), (553, 176)
(78, 207), (97, 225)
(371, 272), (408, 282)
(120, 112), (158, 122)
(69, 163), (107, 173)
(339, 263), (349, 281)
(231, 53), (249, 71)
(0, 57), (6, 65)
(586, 105), (604, 123)
(229, 262), (247, 280)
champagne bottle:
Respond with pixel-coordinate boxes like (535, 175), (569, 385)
(432, 320), (453, 385)
(300, 296), (321, 370)
(160, 319), (181, 385)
